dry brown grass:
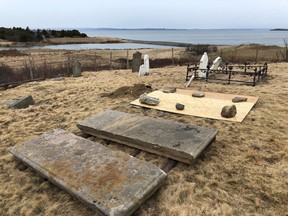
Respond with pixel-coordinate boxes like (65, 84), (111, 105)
(0, 61), (288, 215)
(47, 37), (128, 44)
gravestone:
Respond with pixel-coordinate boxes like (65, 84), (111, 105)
(9, 95), (34, 109)
(77, 110), (218, 164)
(199, 52), (208, 78)
(132, 52), (142, 72)
(139, 54), (150, 77)
(210, 57), (222, 70)
(72, 60), (81, 77)
(9, 129), (166, 216)
(144, 54), (149, 75)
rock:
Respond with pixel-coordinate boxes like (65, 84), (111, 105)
(52, 77), (65, 81)
(139, 94), (160, 106)
(175, 103), (185, 110)
(221, 105), (237, 118)
(192, 92), (205, 98)
(163, 87), (177, 93)
(232, 96), (247, 103)
(9, 95), (35, 109)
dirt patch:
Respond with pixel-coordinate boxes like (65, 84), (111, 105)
(0, 49), (27, 57)
(100, 84), (152, 99)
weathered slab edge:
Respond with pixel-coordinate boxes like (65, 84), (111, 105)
(77, 124), (217, 164)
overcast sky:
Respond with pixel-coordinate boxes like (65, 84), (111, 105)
(1, 0), (288, 29)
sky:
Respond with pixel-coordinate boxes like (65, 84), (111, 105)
(1, 0), (288, 29)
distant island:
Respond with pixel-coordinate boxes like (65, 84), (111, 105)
(270, 28), (288, 31)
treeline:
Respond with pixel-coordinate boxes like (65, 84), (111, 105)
(0, 27), (87, 42)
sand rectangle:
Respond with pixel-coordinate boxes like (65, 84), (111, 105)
(77, 110), (218, 164)
(9, 129), (166, 216)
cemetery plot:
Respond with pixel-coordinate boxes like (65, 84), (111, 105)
(9, 129), (166, 216)
(77, 110), (218, 164)
(131, 89), (258, 122)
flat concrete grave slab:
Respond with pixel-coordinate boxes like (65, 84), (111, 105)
(77, 110), (218, 164)
(9, 129), (166, 216)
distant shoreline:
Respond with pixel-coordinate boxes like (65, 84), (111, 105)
(0, 37), (209, 48)
(270, 28), (288, 31)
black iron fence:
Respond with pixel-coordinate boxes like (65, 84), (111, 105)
(186, 62), (268, 86)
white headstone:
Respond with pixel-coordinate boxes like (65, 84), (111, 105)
(144, 54), (149, 75)
(210, 57), (222, 70)
(199, 52), (208, 78)
(138, 54), (150, 77)
(139, 65), (146, 77)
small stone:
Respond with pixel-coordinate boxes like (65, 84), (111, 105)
(52, 77), (65, 81)
(163, 87), (177, 93)
(9, 95), (35, 109)
(232, 97), (247, 103)
(221, 105), (237, 118)
(139, 94), (160, 106)
(192, 92), (205, 98)
(175, 103), (185, 110)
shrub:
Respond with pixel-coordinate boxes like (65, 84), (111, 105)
(185, 44), (218, 55)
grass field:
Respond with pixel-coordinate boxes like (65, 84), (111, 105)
(0, 56), (287, 215)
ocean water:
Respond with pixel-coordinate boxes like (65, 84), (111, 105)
(82, 28), (288, 47)
(0, 43), (172, 51)
(1, 29), (288, 50)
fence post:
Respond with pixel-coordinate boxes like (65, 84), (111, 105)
(28, 57), (34, 80)
(255, 45), (259, 63)
(172, 48), (174, 65)
(44, 57), (47, 78)
(126, 50), (129, 69)
(67, 53), (71, 76)
(110, 52), (112, 70)
(94, 52), (97, 71)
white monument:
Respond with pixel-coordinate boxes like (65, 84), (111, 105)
(198, 52), (208, 78)
(139, 54), (150, 77)
(210, 57), (222, 70)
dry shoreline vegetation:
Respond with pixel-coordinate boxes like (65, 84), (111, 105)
(0, 37), (288, 215)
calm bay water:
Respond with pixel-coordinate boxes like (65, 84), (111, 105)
(82, 28), (288, 46)
(1, 29), (288, 50)
(0, 43), (171, 51)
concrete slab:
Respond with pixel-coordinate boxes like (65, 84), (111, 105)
(77, 110), (218, 164)
(9, 129), (166, 216)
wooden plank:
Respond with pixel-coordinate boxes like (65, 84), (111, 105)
(130, 89), (258, 122)
(77, 110), (218, 164)
(9, 129), (166, 216)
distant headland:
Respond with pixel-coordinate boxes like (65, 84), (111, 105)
(270, 28), (288, 31)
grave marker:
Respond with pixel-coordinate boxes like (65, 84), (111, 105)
(132, 52), (142, 72)
(72, 60), (81, 77)
(9, 129), (166, 216)
(77, 110), (218, 164)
